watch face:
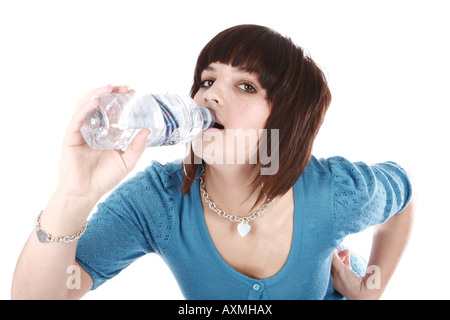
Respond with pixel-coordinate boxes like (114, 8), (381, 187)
(36, 228), (49, 243)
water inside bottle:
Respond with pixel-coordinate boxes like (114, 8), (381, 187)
(81, 93), (216, 149)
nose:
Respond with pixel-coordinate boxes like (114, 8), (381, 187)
(202, 82), (223, 107)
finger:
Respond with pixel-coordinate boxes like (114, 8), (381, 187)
(121, 129), (151, 172)
(331, 251), (363, 299)
(76, 84), (113, 109)
(72, 85), (113, 126)
(331, 250), (341, 281)
(112, 85), (130, 94)
(64, 85), (113, 145)
(338, 249), (351, 267)
(332, 249), (342, 266)
(331, 249), (348, 276)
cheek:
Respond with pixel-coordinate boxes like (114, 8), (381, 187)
(226, 101), (270, 129)
(259, 103), (271, 127)
(242, 100), (271, 128)
(193, 91), (202, 106)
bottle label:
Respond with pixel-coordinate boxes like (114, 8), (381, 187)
(151, 94), (181, 146)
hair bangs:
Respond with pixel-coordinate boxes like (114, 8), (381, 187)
(190, 25), (288, 99)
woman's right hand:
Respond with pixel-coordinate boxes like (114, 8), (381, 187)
(11, 85), (151, 300)
(57, 85), (151, 204)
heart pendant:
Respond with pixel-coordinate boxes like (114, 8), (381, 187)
(237, 221), (251, 237)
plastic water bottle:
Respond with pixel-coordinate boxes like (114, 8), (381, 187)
(80, 93), (216, 150)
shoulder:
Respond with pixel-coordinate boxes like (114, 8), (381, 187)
(121, 160), (183, 198)
(306, 155), (411, 192)
(303, 155), (362, 175)
(97, 160), (184, 250)
(307, 155), (412, 238)
(141, 160), (183, 187)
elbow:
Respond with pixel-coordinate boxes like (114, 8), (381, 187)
(10, 278), (77, 300)
(10, 286), (20, 300)
(10, 272), (26, 300)
(10, 282), (35, 300)
(11, 288), (77, 300)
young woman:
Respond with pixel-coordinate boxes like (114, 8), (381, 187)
(12, 24), (413, 300)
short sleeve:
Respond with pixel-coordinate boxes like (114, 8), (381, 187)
(75, 161), (180, 290)
(328, 156), (412, 240)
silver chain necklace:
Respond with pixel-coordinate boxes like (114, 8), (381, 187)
(199, 170), (275, 237)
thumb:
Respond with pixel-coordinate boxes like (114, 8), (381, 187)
(121, 129), (151, 172)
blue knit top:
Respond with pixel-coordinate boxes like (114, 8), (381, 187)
(76, 155), (412, 299)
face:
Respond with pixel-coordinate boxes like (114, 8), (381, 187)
(192, 62), (271, 166)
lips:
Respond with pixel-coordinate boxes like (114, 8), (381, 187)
(210, 114), (225, 130)
(204, 106), (225, 130)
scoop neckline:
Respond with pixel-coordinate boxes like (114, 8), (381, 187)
(192, 176), (304, 288)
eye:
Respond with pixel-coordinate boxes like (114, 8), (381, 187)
(200, 79), (214, 88)
(237, 82), (256, 93)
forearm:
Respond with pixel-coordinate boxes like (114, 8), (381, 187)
(363, 198), (415, 298)
(11, 191), (95, 299)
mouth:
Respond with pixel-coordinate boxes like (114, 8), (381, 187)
(212, 122), (225, 130)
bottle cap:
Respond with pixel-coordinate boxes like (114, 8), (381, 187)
(199, 107), (216, 130)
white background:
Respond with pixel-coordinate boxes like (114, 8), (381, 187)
(1, 0), (449, 300)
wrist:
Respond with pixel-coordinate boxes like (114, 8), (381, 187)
(35, 210), (87, 243)
(40, 190), (96, 236)
(52, 187), (99, 212)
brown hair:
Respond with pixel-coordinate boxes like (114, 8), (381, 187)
(182, 24), (332, 206)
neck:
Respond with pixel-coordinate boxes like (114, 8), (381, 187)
(202, 164), (264, 217)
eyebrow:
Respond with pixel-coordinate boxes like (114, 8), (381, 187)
(204, 64), (256, 75)
(202, 64), (263, 93)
